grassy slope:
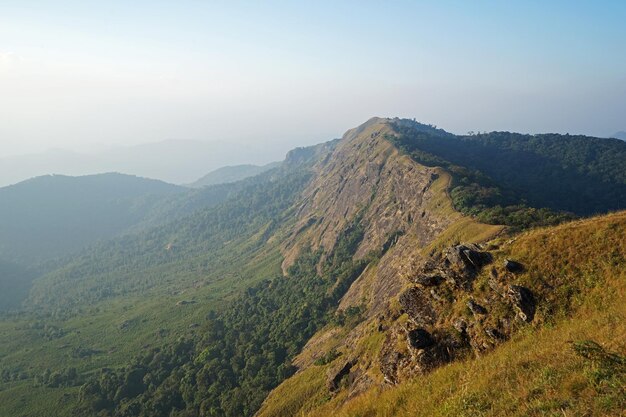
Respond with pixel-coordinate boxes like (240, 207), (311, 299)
(301, 210), (626, 417)
(257, 168), (505, 417)
(0, 233), (284, 417)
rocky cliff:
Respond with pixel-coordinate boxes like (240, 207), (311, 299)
(257, 117), (626, 416)
(257, 118), (505, 416)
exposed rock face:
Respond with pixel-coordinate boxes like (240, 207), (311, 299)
(407, 328), (434, 349)
(507, 285), (536, 322)
(372, 241), (539, 387)
(446, 244), (492, 271)
(327, 359), (357, 392)
(504, 259), (524, 273)
(410, 244), (492, 290)
(399, 287), (437, 326)
(413, 273), (444, 287)
(282, 118), (461, 320)
(268, 118), (505, 406)
(453, 318), (468, 333)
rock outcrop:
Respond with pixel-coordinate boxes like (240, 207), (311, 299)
(374, 244), (538, 386)
(507, 284), (536, 322)
(260, 118), (506, 413)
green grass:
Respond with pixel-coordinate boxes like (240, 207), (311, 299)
(0, 236), (284, 417)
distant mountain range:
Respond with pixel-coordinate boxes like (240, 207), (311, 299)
(0, 118), (625, 417)
(0, 173), (184, 264)
(188, 162), (281, 188)
(0, 139), (286, 187)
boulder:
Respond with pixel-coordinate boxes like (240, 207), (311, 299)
(413, 343), (451, 373)
(485, 328), (505, 340)
(504, 259), (524, 273)
(413, 274), (444, 287)
(379, 350), (401, 385)
(438, 244), (493, 288)
(407, 328), (435, 350)
(453, 318), (468, 333)
(445, 244), (492, 272)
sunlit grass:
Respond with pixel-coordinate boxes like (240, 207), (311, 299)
(305, 211), (626, 417)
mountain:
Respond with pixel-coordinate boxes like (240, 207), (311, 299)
(0, 173), (185, 266)
(0, 140), (286, 187)
(611, 131), (626, 141)
(0, 118), (624, 417)
(0, 260), (36, 311)
(188, 162), (281, 188)
(0, 171), (276, 311)
(260, 210), (626, 417)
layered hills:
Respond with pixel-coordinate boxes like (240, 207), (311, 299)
(0, 118), (624, 417)
(0, 173), (184, 265)
(188, 163), (281, 188)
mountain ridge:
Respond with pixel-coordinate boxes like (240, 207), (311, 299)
(0, 118), (624, 417)
(188, 162), (281, 188)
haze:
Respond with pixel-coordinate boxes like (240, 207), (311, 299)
(1, 1), (625, 159)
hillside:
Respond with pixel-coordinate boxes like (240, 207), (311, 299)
(0, 118), (624, 417)
(0, 260), (36, 311)
(188, 163), (281, 188)
(0, 173), (184, 265)
(264, 211), (626, 417)
(389, 120), (626, 222)
(611, 131), (626, 141)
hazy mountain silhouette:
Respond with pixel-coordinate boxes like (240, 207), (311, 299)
(0, 139), (285, 187)
(611, 131), (626, 140)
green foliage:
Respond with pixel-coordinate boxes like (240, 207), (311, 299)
(0, 173), (184, 265)
(388, 121), (626, 229)
(189, 163), (280, 188)
(26, 169), (312, 316)
(75, 216), (371, 417)
(0, 162), (317, 416)
(0, 259), (36, 311)
(35, 367), (80, 388)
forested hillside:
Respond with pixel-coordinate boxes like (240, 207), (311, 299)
(0, 260), (36, 311)
(0, 118), (624, 417)
(188, 163), (281, 188)
(389, 120), (626, 227)
(0, 173), (183, 265)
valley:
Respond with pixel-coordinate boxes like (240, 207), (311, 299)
(0, 118), (624, 417)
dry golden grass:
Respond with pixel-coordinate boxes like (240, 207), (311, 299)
(423, 169), (504, 254)
(304, 211), (626, 417)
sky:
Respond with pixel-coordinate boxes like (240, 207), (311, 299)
(1, 0), (625, 158)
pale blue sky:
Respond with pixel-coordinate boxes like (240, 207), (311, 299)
(1, 1), (625, 157)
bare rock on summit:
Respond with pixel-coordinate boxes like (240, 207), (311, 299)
(445, 244), (492, 272)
